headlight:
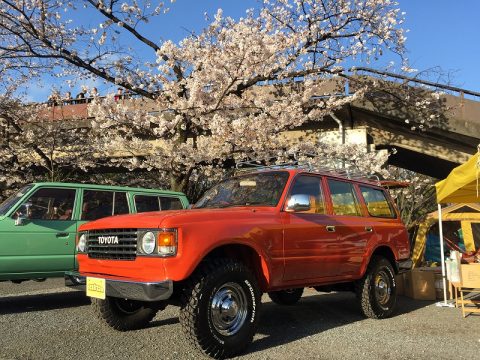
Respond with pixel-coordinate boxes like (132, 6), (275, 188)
(77, 233), (87, 253)
(141, 231), (156, 254)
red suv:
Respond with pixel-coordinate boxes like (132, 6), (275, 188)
(67, 168), (411, 359)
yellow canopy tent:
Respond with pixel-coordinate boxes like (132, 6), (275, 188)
(412, 203), (480, 267)
(434, 149), (480, 306)
(436, 152), (480, 204)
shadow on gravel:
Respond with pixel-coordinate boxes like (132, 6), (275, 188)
(248, 292), (434, 355)
(0, 291), (90, 315)
(149, 317), (180, 328)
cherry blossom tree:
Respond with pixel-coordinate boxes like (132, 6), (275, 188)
(0, 95), (99, 198)
(0, 0), (424, 195)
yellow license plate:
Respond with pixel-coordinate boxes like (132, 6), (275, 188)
(86, 277), (106, 300)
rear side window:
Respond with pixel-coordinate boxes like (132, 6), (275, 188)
(82, 190), (130, 220)
(82, 191), (111, 220)
(135, 195), (160, 212)
(360, 186), (395, 218)
(160, 197), (183, 210)
(327, 179), (361, 216)
(135, 195), (183, 213)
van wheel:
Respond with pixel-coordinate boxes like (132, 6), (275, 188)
(92, 297), (158, 331)
(180, 259), (261, 359)
(268, 288), (304, 305)
(356, 256), (397, 319)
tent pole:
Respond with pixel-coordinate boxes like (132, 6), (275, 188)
(436, 203), (453, 307)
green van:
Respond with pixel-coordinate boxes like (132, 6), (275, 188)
(0, 182), (189, 283)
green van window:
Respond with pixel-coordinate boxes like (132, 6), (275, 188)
(21, 188), (76, 220)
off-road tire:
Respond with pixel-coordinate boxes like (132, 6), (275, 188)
(268, 288), (304, 305)
(92, 296), (158, 331)
(356, 256), (397, 319)
(180, 258), (261, 359)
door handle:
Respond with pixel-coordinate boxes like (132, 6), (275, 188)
(56, 232), (69, 238)
(365, 226), (373, 232)
(326, 225), (336, 232)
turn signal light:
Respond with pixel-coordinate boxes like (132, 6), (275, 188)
(157, 230), (177, 256)
(158, 232), (175, 246)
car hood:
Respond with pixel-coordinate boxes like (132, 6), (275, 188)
(78, 207), (276, 231)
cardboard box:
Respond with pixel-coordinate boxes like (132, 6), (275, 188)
(460, 263), (480, 288)
(395, 274), (405, 296)
(404, 268), (436, 300)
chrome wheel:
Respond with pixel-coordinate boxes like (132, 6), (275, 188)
(375, 270), (392, 309)
(210, 282), (248, 336)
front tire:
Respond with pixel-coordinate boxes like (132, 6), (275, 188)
(268, 288), (304, 305)
(92, 297), (158, 331)
(180, 259), (261, 359)
(356, 256), (397, 319)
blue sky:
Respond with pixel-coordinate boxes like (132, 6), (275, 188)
(26, 0), (480, 101)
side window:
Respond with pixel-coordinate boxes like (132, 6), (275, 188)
(135, 195), (160, 213)
(19, 188), (76, 220)
(160, 197), (183, 210)
(360, 186), (395, 218)
(113, 192), (129, 215)
(288, 175), (325, 214)
(327, 179), (361, 216)
(82, 190), (114, 220)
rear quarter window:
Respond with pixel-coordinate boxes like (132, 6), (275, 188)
(135, 194), (184, 213)
(360, 186), (395, 218)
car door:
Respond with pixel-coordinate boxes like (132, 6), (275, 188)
(282, 175), (338, 281)
(0, 187), (78, 277)
(325, 179), (372, 278)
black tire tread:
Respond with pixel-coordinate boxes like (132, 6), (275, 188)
(356, 255), (396, 319)
(179, 258), (260, 359)
(92, 297), (158, 331)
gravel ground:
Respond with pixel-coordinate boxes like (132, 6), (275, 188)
(1, 279), (479, 360)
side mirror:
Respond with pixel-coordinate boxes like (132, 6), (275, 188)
(14, 202), (31, 226)
(285, 194), (311, 212)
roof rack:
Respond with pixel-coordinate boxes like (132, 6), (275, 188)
(235, 154), (381, 185)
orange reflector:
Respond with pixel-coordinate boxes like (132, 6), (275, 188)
(158, 232), (176, 246)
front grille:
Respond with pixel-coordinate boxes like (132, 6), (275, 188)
(87, 229), (138, 261)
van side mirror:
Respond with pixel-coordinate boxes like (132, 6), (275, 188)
(285, 194), (311, 212)
(14, 202), (31, 226)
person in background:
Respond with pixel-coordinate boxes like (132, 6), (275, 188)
(76, 89), (86, 104)
(114, 87), (123, 101)
(90, 87), (99, 97)
(47, 90), (60, 106)
(87, 87), (99, 103)
(63, 91), (73, 105)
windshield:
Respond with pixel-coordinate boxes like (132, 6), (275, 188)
(0, 185), (34, 216)
(195, 171), (290, 209)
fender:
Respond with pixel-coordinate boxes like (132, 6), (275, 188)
(359, 243), (398, 277)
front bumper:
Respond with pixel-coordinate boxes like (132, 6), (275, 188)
(65, 271), (173, 302)
(396, 259), (413, 274)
